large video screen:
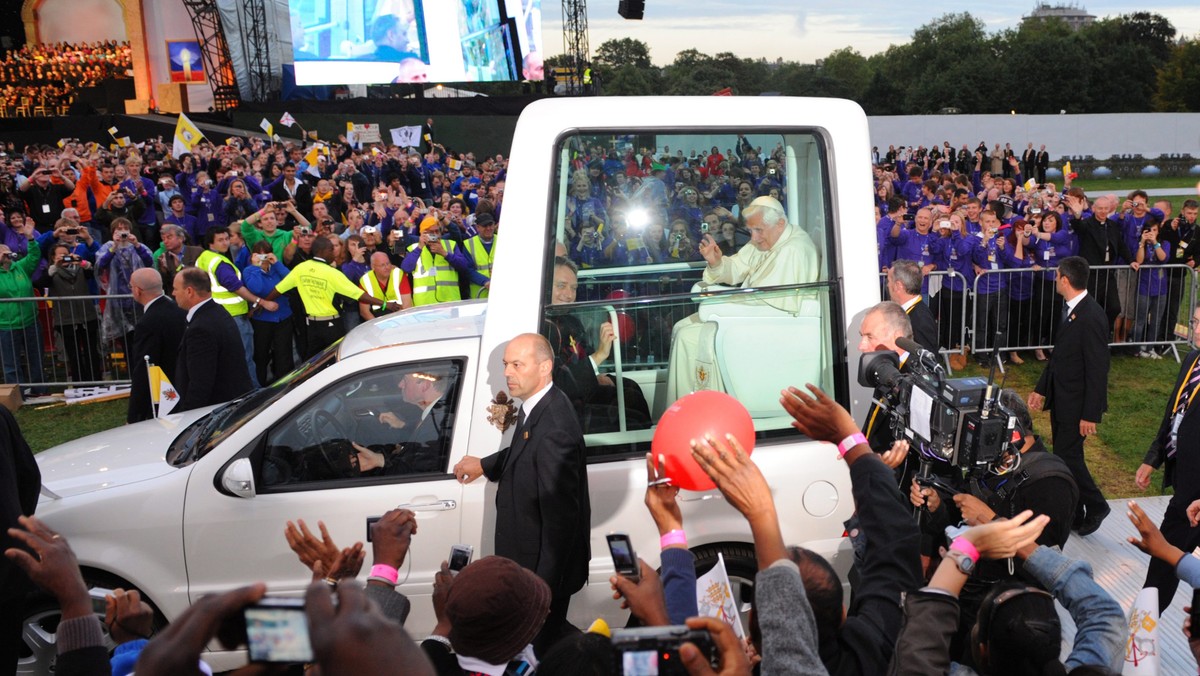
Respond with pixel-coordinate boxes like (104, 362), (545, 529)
(288, 0), (543, 85)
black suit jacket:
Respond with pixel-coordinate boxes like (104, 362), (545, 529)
(175, 300), (254, 413)
(127, 296), (188, 423)
(1036, 150), (1050, 170)
(905, 300), (939, 355)
(480, 385), (591, 598)
(1035, 294), (1109, 423)
(1072, 215), (1132, 266)
(269, 180), (313, 219)
(1143, 350), (1200, 492)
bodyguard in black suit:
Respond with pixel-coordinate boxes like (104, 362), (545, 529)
(1135, 307), (1200, 612)
(1029, 257), (1111, 535)
(887, 259), (939, 355)
(171, 267), (254, 413)
(455, 334), (590, 656)
(127, 269), (187, 423)
(1035, 145), (1050, 185)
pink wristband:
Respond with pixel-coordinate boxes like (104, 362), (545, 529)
(837, 432), (868, 458)
(660, 529), (687, 549)
(369, 564), (399, 585)
(950, 537), (980, 564)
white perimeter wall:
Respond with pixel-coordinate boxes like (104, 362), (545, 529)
(868, 114), (1200, 159)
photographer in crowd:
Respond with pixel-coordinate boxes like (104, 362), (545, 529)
(909, 389), (1078, 654)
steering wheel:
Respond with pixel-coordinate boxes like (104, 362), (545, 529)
(307, 409), (352, 477)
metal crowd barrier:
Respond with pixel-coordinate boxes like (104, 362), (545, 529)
(969, 263), (1197, 362)
(879, 269), (970, 370)
(0, 293), (137, 389)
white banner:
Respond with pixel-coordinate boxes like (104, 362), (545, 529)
(694, 552), (745, 640)
(1123, 587), (1160, 675)
(390, 125), (422, 148)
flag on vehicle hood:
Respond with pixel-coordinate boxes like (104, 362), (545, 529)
(149, 364), (180, 418)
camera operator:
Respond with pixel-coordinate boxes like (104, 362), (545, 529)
(908, 388), (1077, 661)
(859, 301), (918, 456)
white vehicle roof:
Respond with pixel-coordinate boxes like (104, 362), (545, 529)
(339, 300), (487, 359)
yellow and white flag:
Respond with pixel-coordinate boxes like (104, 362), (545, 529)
(304, 145), (324, 177)
(149, 364), (180, 417)
(173, 113), (205, 158)
(260, 118), (274, 137)
(1024, 178), (1038, 192)
(1123, 587), (1160, 675)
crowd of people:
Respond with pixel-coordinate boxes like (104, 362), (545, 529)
(874, 140), (1199, 367)
(0, 41), (132, 115)
(0, 130), (504, 401)
(6, 352), (1200, 675)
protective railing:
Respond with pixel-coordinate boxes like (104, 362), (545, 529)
(0, 293), (137, 389)
(879, 270), (970, 370)
(969, 263), (1197, 362)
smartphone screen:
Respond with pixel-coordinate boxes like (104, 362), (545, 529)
(244, 600), (313, 663)
(449, 544), (473, 573)
(606, 533), (639, 579)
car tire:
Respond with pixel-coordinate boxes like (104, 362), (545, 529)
(15, 577), (163, 676)
(691, 543), (757, 635)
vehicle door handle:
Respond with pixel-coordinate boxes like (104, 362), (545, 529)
(402, 499), (457, 511)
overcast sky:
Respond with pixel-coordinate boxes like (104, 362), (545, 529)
(540, 1), (1200, 65)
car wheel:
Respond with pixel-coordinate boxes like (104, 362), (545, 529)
(691, 543), (757, 637)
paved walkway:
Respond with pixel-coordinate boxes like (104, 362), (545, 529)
(1061, 495), (1193, 672)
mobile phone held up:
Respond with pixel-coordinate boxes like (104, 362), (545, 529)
(244, 597), (313, 664)
(606, 532), (640, 583)
(448, 544), (474, 575)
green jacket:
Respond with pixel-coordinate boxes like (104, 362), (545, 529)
(0, 240), (40, 329)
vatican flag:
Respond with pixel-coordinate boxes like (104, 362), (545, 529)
(173, 113), (205, 158)
(149, 363), (180, 418)
(1123, 587), (1160, 675)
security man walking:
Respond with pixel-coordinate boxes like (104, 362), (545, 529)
(359, 252), (412, 321)
(264, 237), (397, 358)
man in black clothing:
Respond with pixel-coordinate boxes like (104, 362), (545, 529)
(0, 406), (38, 676)
(1135, 304), (1200, 613)
(1065, 192), (1131, 331)
(1036, 144), (1050, 185)
(887, 259), (939, 354)
(1029, 256), (1111, 535)
(127, 268), (186, 423)
(18, 165), (73, 232)
(172, 267), (254, 412)
(780, 383), (921, 676)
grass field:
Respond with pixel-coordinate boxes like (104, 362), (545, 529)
(16, 399), (127, 453)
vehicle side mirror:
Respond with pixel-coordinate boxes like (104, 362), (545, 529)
(221, 458), (256, 498)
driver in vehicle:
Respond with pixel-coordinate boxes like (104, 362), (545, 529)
(352, 366), (454, 475)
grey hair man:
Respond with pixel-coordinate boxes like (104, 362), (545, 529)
(668, 195), (822, 400)
(887, 259), (939, 354)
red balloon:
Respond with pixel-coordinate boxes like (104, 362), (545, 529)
(614, 312), (635, 343)
(651, 391), (755, 491)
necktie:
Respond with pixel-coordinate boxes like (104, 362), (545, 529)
(1060, 303), (1070, 325)
(1166, 360), (1200, 457)
(516, 408), (526, 434)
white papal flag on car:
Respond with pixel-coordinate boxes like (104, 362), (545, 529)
(1123, 586), (1160, 675)
(149, 362), (180, 418)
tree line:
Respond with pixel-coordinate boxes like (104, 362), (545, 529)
(554, 12), (1200, 113)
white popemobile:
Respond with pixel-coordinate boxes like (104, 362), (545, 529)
(24, 96), (880, 674)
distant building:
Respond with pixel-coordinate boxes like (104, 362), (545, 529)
(1022, 3), (1096, 31)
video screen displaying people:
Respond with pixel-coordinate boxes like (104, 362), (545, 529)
(289, 0), (542, 85)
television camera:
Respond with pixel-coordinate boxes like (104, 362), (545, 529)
(858, 338), (1024, 499)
